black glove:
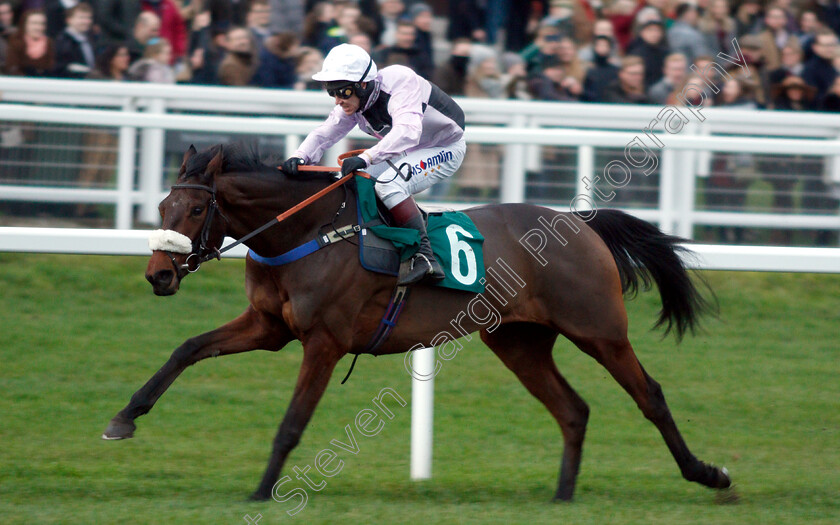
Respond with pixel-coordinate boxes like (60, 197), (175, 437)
(282, 157), (304, 177)
(341, 155), (367, 177)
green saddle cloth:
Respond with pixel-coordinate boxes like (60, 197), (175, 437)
(355, 175), (486, 293)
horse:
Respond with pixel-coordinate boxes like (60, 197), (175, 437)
(102, 143), (732, 502)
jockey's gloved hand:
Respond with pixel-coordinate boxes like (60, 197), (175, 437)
(283, 157), (305, 177)
(341, 155), (367, 177)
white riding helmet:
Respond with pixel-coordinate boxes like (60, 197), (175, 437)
(312, 44), (378, 83)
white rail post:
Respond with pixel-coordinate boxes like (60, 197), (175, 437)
(115, 98), (137, 230)
(284, 134), (301, 160)
(410, 347), (435, 480)
(501, 114), (527, 203)
(677, 123), (705, 239)
(659, 149), (676, 235)
(576, 145), (594, 201)
(138, 97), (166, 225)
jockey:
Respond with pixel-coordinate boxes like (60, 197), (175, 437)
(283, 43), (467, 286)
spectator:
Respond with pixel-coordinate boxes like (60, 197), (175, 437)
(802, 29), (839, 103)
(820, 76), (840, 111)
(335, 2), (362, 38)
(603, 55), (649, 104)
(87, 42), (131, 80)
(293, 45), (322, 90)
(771, 75), (817, 110)
(44, 0), (76, 38)
(668, 3), (710, 63)
(542, 0), (592, 44)
(447, 0), (484, 44)
(500, 51), (530, 100)
(434, 38), (471, 96)
(142, 0), (188, 63)
(348, 31), (372, 53)
(604, 0), (643, 52)
(0, 0), (15, 72)
(127, 37), (176, 82)
(759, 5), (793, 73)
(188, 14), (227, 85)
(626, 19), (669, 89)
(798, 10), (820, 62)
(53, 2), (96, 79)
(579, 18), (621, 65)
(733, 0), (761, 37)
(0, 0), (14, 36)
(252, 31), (298, 87)
(75, 42), (131, 217)
(268, 0), (305, 37)
(521, 24), (561, 75)
(706, 77), (758, 243)
(557, 36), (588, 86)
(218, 26), (257, 85)
(461, 47), (502, 199)
(376, 0), (404, 47)
(302, 1), (342, 56)
(527, 55), (581, 101)
(465, 45), (504, 98)
(768, 38), (803, 86)
(648, 52), (688, 105)
(583, 35), (620, 102)
(94, 0), (140, 45)
(408, 2), (433, 67)
(128, 12), (161, 63)
(698, 0), (737, 58)
(4, 9), (55, 76)
(737, 34), (770, 106)
(246, 0), (272, 46)
(373, 19), (434, 79)
(669, 72), (713, 107)
(818, 0), (840, 37)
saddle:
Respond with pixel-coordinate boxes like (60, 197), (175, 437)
(352, 175), (486, 294)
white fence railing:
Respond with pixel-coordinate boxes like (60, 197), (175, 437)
(1, 77), (839, 238)
(2, 227), (839, 273)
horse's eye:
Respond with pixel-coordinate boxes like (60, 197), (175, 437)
(191, 206), (204, 216)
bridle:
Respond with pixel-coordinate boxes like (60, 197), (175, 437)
(159, 153), (370, 276)
(165, 182), (226, 274)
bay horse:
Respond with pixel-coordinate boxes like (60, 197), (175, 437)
(103, 143), (732, 501)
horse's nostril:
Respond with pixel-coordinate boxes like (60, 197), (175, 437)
(150, 270), (174, 287)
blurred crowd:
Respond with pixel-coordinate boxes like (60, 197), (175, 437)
(0, 0), (838, 111)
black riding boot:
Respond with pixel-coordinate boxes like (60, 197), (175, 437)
(397, 214), (445, 286)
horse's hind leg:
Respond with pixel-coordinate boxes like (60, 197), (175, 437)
(103, 306), (292, 439)
(574, 336), (731, 490)
(481, 323), (590, 501)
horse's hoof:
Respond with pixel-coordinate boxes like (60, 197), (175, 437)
(102, 417), (136, 440)
(718, 466), (732, 488)
(249, 491), (272, 502)
(715, 484), (740, 505)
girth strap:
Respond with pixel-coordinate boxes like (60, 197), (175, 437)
(248, 224), (361, 266)
(340, 284), (411, 384)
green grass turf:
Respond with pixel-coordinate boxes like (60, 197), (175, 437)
(1, 253), (838, 524)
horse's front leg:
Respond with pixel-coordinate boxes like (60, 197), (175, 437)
(252, 335), (344, 500)
(103, 306), (292, 439)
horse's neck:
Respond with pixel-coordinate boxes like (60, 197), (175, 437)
(218, 173), (355, 257)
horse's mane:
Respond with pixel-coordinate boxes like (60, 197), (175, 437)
(181, 142), (336, 183)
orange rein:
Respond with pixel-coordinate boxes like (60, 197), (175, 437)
(275, 149), (371, 225)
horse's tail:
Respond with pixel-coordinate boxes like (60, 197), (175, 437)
(582, 209), (716, 341)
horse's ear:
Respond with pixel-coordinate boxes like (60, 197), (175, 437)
(178, 145), (198, 176)
(206, 146), (224, 176)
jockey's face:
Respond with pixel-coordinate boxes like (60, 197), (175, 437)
(332, 82), (365, 114)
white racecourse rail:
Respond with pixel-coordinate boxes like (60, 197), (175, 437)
(1, 77), (839, 235)
(3, 78), (840, 480)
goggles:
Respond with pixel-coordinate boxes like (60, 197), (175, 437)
(326, 83), (355, 99)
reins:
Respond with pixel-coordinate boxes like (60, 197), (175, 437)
(166, 151), (371, 273)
